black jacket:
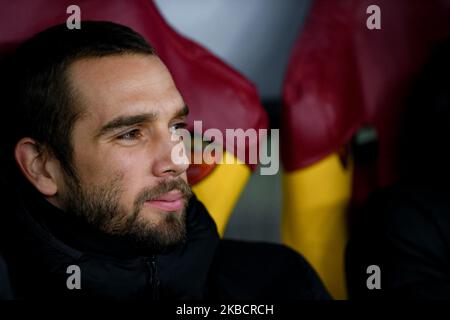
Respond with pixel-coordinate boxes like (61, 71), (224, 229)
(1, 184), (330, 300)
(346, 185), (450, 299)
(1, 187), (219, 300)
(0, 253), (12, 299)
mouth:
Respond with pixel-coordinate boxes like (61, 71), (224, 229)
(145, 190), (185, 212)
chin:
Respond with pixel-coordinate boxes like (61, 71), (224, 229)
(133, 209), (187, 249)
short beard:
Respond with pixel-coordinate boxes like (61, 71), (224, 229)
(61, 172), (193, 253)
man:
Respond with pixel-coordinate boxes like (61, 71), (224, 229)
(0, 21), (329, 300)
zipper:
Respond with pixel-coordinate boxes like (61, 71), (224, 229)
(146, 256), (160, 300)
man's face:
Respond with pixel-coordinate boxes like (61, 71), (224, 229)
(58, 54), (192, 251)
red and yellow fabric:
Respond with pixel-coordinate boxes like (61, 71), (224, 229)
(190, 149), (251, 235)
(282, 0), (450, 299)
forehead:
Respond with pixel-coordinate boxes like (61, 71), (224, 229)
(67, 54), (184, 124)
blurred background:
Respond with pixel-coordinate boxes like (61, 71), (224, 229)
(153, 1), (450, 299)
(155, 0), (313, 243)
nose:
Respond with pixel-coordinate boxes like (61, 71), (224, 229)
(151, 129), (189, 178)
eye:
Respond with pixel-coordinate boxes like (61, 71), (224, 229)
(171, 122), (187, 130)
(170, 122), (188, 135)
(117, 129), (143, 140)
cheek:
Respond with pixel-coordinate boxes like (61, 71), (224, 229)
(114, 151), (150, 194)
(180, 171), (188, 183)
(112, 150), (162, 210)
(73, 145), (151, 188)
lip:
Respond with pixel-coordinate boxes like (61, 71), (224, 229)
(145, 190), (185, 212)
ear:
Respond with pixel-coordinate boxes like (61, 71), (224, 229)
(14, 138), (61, 196)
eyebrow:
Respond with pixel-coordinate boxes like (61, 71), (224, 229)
(96, 105), (189, 138)
(175, 104), (190, 118)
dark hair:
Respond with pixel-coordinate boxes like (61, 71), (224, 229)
(399, 38), (450, 190)
(0, 21), (155, 182)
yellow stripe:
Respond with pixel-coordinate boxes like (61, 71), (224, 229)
(192, 150), (251, 236)
(282, 152), (353, 299)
